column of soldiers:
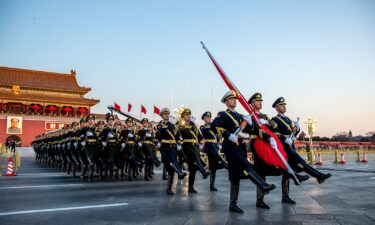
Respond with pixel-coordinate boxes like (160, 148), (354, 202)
(32, 91), (331, 212)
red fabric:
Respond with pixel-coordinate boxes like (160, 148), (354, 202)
(128, 103), (132, 112)
(47, 105), (56, 111)
(31, 104), (40, 110)
(254, 137), (287, 170)
(78, 108), (86, 113)
(141, 105), (147, 114)
(63, 107), (71, 112)
(114, 102), (121, 111)
(153, 106), (160, 115)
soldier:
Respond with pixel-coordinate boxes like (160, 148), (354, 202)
(120, 118), (140, 181)
(247, 93), (309, 209)
(177, 108), (210, 193)
(156, 107), (187, 195)
(80, 114), (100, 182)
(271, 97), (332, 204)
(68, 121), (81, 177)
(200, 111), (228, 191)
(77, 118), (90, 179)
(211, 90), (276, 213)
(95, 120), (106, 178)
(137, 118), (161, 181)
(100, 115), (119, 181)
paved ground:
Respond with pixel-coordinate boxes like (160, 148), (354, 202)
(0, 150), (375, 225)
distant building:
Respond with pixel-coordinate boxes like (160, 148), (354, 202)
(0, 66), (102, 147)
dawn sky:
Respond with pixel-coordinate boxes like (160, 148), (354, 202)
(1, 0), (374, 137)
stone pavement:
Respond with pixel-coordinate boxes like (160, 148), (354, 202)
(0, 150), (374, 225)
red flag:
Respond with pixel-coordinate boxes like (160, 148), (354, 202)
(128, 103), (132, 112)
(202, 42), (288, 170)
(141, 105), (147, 114)
(114, 102), (121, 111)
(153, 106), (160, 115)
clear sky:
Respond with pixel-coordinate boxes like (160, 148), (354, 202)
(1, 0), (374, 137)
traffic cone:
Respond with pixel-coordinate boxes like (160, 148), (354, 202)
(338, 153), (346, 164)
(361, 152), (368, 163)
(315, 153), (323, 165)
(4, 156), (16, 176)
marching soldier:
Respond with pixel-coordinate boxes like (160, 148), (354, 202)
(211, 91), (276, 213)
(100, 115), (119, 181)
(177, 108), (210, 193)
(95, 120), (106, 178)
(69, 121), (81, 177)
(137, 118), (161, 181)
(81, 114), (100, 182)
(200, 111), (228, 191)
(156, 107), (187, 195)
(77, 118), (89, 179)
(247, 93), (309, 209)
(271, 97), (332, 204)
(120, 118), (140, 181)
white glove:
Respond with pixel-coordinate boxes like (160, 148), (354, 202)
(259, 118), (269, 125)
(269, 137), (277, 149)
(199, 144), (204, 150)
(108, 133), (114, 138)
(177, 144), (182, 151)
(138, 142), (143, 147)
(86, 131), (93, 137)
(121, 143), (126, 148)
(228, 133), (238, 143)
(67, 142), (71, 147)
(145, 133), (152, 138)
(101, 141), (107, 147)
(128, 133), (134, 138)
(73, 142), (78, 148)
(81, 141), (86, 147)
(156, 142), (161, 149)
(243, 115), (253, 126)
(285, 137), (293, 146)
(218, 144), (222, 150)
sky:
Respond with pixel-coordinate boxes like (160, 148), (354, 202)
(0, 0), (374, 137)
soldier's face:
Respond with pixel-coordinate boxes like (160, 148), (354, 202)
(203, 117), (211, 124)
(252, 100), (262, 110)
(88, 119), (95, 126)
(226, 98), (237, 109)
(108, 120), (114, 126)
(98, 124), (104, 129)
(126, 122), (132, 127)
(142, 122), (149, 128)
(276, 104), (286, 114)
(162, 113), (169, 120)
(183, 114), (191, 122)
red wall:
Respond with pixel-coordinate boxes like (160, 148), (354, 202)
(1, 118), (62, 147)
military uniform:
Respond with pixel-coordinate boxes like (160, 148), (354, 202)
(200, 111), (228, 191)
(120, 119), (140, 181)
(211, 90), (276, 213)
(177, 108), (210, 193)
(156, 107), (187, 195)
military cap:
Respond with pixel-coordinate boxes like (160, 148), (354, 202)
(221, 90), (237, 103)
(272, 97), (286, 108)
(201, 111), (212, 120)
(141, 118), (149, 123)
(96, 120), (105, 126)
(86, 114), (96, 120)
(125, 118), (133, 123)
(106, 115), (115, 121)
(72, 121), (79, 126)
(79, 118), (87, 124)
(248, 92), (263, 103)
(181, 108), (191, 116)
(65, 124), (72, 129)
(159, 107), (171, 116)
(114, 121), (122, 126)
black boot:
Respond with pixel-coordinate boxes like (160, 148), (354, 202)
(301, 162), (332, 184)
(128, 166), (133, 181)
(188, 171), (198, 193)
(144, 165), (150, 181)
(170, 162), (187, 179)
(162, 164), (168, 180)
(256, 186), (270, 209)
(210, 172), (218, 191)
(167, 173), (175, 195)
(281, 176), (296, 204)
(245, 168), (276, 195)
(229, 185), (243, 213)
(196, 161), (210, 179)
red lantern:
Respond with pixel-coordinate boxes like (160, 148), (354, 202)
(63, 107), (72, 112)
(31, 104), (40, 110)
(47, 105), (56, 111)
(78, 108), (86, 113)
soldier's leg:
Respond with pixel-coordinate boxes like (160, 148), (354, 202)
(195, 158), (210, 179)
(281, 175), (296, 204)
(162, 164), (168, 180)
(299, 162), (331, 184)
(210, 170), (218, 191)
(166, 168), (175, 195)
(188, 169), (198, 193)
(256, 174), (270, 209)
(229, 179), (243, 213)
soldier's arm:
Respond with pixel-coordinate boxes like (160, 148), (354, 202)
(211, 112), (231, 139)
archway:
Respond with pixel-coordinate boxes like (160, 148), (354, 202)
(6, 135), (22, 147)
